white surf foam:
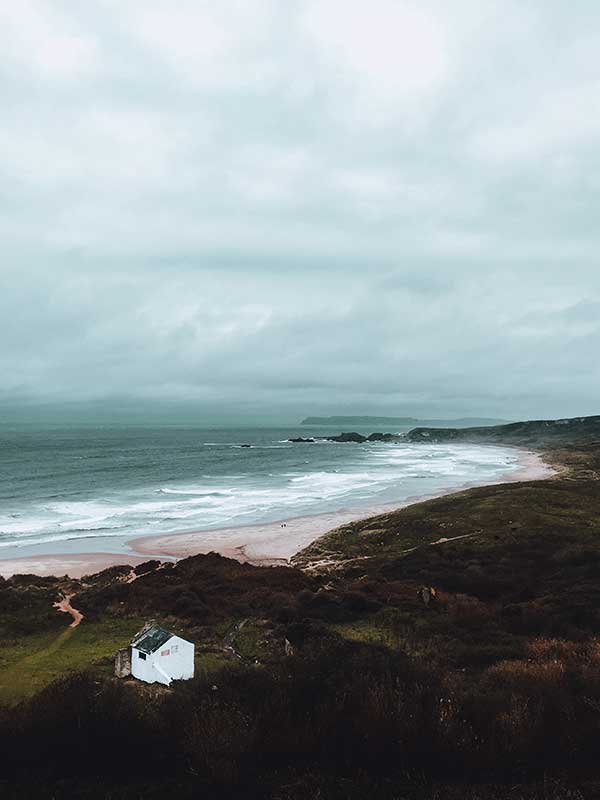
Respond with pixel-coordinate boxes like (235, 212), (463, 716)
(0, 442), (522, 548)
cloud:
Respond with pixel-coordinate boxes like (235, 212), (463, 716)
(301, 1), (449, 100)
(119, 0), (281, 91)
(0, 1), (100, 82)
(1, 1), (600, 420)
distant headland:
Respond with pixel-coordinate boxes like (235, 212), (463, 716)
(300, 415), (509, 427)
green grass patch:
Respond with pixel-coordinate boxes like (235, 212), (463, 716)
(0, 616), (146, 706)
(331, 618), (401, 649)
(235, 623), (267, 660)
(195, 650), (233, 675)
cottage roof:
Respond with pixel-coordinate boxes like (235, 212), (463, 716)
(131, 624), (174, 655)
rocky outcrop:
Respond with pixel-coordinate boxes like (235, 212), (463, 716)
(417, 586), (437, 607)
(366, 432), (398, 442)
(114, 647), (132, 678)
(325, 432), (367, 443)
(289, 431), (400, 444)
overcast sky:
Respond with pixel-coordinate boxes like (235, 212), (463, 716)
(1, 1), (600, 421)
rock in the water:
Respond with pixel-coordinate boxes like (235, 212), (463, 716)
(325, 431), (367, 443)
(288, 437), (316, 443)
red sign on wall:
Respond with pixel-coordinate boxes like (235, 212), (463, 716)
(161, 649), (170, 657)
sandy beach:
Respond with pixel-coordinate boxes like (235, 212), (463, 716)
(0, 448), (554, 579)
(129, 449), (553, 563)
(0, 552), (151, 579)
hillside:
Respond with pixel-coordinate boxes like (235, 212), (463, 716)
(406, 414), (600, 446)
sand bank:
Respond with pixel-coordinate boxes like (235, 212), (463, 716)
(0, 448), (554, 578)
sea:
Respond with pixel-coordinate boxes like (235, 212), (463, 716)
(0, 424), (522, 558)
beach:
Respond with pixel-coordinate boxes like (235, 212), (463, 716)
(0, 448), (553, 578)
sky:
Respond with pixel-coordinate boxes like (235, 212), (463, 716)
(1, 1), (600, 422)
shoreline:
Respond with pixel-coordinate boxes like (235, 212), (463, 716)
(0, 448), (554, 578)
(129, 449), (552, 564)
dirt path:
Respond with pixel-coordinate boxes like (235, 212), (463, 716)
(222, 619), (249, 660)
(430, 532), (478, 546)
(53, 594), (84, 628)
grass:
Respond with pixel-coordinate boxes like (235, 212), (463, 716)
(332, 619), (398, 648)
(195, 650), (233, 675)
(330, 608), (445, 662)
(0, 607), (257, 705)
(0, 616), (146, 706)
(235, 622), (273, 660)
(292, 453), (600, 577)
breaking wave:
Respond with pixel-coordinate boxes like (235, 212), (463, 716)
(0, 437), (520, 551)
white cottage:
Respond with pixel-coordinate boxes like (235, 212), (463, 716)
(129, 623), (195, 686)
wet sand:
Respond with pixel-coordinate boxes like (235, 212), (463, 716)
(0, 449), (554, 578)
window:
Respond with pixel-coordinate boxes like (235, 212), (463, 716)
(139, 652), (146, 661)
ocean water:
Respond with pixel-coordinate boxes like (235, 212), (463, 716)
(0, 425), (521, 556)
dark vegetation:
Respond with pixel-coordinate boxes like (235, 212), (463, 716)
(77, 552), (316, 623)
(2, 415), (600, 797)
(0, 572), (67, 637)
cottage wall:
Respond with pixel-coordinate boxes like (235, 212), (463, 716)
(131, 647), (157, 683)
(131, 635), (194, 685)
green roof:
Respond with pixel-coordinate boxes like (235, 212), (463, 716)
(131, 625), (173, 655)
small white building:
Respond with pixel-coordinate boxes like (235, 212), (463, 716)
(128, 623), (195, 686)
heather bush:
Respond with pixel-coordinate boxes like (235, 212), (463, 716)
(4, 633), (600, 795)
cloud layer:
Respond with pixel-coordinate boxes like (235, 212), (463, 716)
(2, 1), (600, 419)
